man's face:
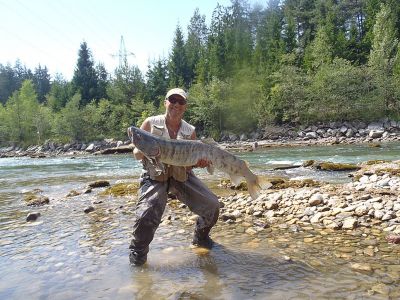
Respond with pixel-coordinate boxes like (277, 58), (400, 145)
(165, 94), (187, 119)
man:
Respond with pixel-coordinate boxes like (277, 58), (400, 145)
(129, 88), (220, 266)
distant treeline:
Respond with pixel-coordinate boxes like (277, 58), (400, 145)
(1, 0), (400, 146)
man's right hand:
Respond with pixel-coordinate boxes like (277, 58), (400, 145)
(133, 147), (144, 160)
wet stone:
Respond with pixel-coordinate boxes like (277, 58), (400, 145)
(84, 206), (95, 214)
(350, 263), (373, 273)
(26, 212), (41, 222)
(235, 226), (245, 233)
(363, 248), (375, 257)
(88, 180), (110, 188)
(342, 218), (358, 229)
(371, 283), (390, 295)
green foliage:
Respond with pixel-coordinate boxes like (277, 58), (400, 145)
(262, 66), (310, 124)
(169, 25), (190, 88)
(131, 98), (157, 128)
(145, 59), (168, 107)
(107, 64), (145, 106)
(47, 74), (73, 111)
(52, 93), (85, 142)
(0, 104), (9, 144)
(72, 42), (99, 106)
(3, 80), (42, 145)
(368, 3), (400, 114)
(186, 8), (208, 85)
(2, 0), (400, 146)
(307, 58), (381, 122)
(187, 77), (227, 139)
(33, 65), (51, 103)
(304, 25), (333, 71)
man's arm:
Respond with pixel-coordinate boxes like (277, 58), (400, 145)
(133, 119), (151, 161)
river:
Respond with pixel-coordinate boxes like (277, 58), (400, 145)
(1, 142), (400, 299)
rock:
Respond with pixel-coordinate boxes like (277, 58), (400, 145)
(386, 234), (400, 244)
(231, 210), (242, 218)
(342, 218), (358, 229)
(26, 212), (41, 222)
(25, 194), (50, 206)
(374, 210), (384, 219)
(371, 283), (390, 295)
(310, 212), (322, 223)
(351, 263), (372, 273)
(220, 213), (236, 221)
(369, 130), (384, 139)
(85, 143), (95, 152)
(84, 206), (95, 214)
(354, 205), (368, 217)
(265, 200), (279, 210)
(309, 194), (323, 206)
(88, 180), (110, 188)
(326, 221), (342, 229)
(306, 132), (318, 139)
(66, 190), (81, 197)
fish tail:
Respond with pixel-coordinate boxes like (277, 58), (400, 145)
(247, 175), (272, 200)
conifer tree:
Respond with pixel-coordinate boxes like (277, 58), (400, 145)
(72, 42), (98, 106)
(168, 25), (190, 88)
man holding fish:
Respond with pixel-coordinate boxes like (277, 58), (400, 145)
(128, 88), (220, 266)
(128, 88), (269, 266)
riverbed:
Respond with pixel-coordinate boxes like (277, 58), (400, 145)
(1, 142), (400, 299)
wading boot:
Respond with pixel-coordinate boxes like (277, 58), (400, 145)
(129, 251), (147, 266)
(192, 235), (214, 249)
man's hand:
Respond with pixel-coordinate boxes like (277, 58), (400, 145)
(133, 147), (145, 160)
(195, 158), (211, 168)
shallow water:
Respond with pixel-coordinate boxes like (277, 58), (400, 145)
(1, 142), (400, 299)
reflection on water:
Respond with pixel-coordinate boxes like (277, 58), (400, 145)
(1, 143), (400, 299)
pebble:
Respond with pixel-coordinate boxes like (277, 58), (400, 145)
(84, 206), (95, 214)
(26, 212), (41, 222)
(350, 263), (372, 273)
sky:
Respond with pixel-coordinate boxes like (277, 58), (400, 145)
(0, 0), (262, 81)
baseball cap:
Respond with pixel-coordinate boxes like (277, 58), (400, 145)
(165, 88), (188, 100)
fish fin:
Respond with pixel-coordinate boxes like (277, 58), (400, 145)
(247, 177), (261, 200)
(230, 174), (244, 186)
(257, 176), (273, 189)
(206, 163), (215, 175)
(201, 137), (219, 147)
(247, 175), (272, 200)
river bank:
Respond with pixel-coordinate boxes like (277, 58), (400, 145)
(1, 119), (400, 158)
(7, 150), (400, 298)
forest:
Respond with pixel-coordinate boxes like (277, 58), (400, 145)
(0, 0), (399, 146)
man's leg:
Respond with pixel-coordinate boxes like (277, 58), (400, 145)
(170, 173), (220, 248)
(129, 176), (168, 265)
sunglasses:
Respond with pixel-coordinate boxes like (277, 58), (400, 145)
(168, 97), (187, 105)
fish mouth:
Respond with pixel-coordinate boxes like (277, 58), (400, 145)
(127, 127), (141, 144)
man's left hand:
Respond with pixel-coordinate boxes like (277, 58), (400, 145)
(196, 158), (211, 168)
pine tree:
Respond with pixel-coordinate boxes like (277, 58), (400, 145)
(33, 64), (51, 103)
(72, 42), (98, 106)
(146, 58), (168, 107)
(368, 3), (399, 113)
(185, 8), (208, 85)
(107, 64), (145, 106)
(168, 24), (190, 88)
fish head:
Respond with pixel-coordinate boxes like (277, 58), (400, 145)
(127, 126), (160, 157)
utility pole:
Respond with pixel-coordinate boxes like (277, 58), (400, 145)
(111, 35), (135, 68)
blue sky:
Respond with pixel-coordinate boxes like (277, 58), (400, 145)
(0, 0), (262, 80)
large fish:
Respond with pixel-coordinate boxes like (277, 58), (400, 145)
(127, 126), (271, 200)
